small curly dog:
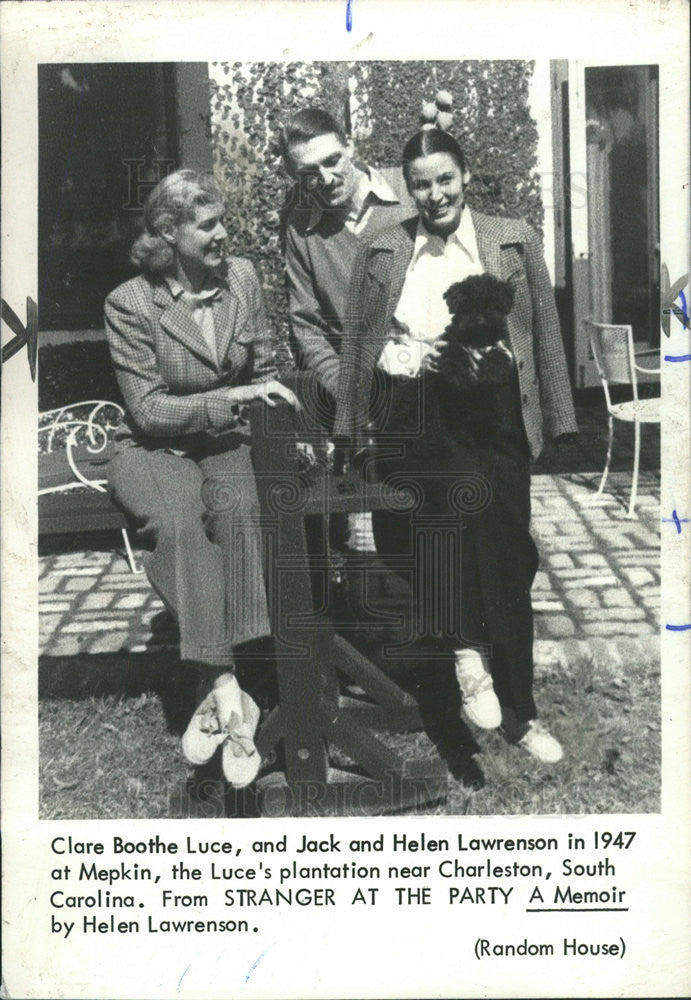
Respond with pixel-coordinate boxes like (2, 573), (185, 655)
(377, 273), (516, 467)
(440, 273), (515, 391)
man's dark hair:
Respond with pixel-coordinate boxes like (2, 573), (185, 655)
(401, 128), (468, 183)
(279, 108), (348, 169)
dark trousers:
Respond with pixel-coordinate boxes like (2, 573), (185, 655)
(371, 372), (538, 722)
(372, 486), (538, 722)
(108, 432), (270, 667)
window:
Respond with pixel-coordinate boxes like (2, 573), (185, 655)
(38, 63), (210, 332)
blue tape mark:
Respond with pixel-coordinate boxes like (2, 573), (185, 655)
(346, 0), (353, 31)
(665, 624), (691, 632)
(664, 354), (691, 362)
(679, 289), (689, 329)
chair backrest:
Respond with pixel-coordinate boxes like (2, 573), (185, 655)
(39, 400), (124, 453)
(38, 400), (124, 495)
(585, 320), (638, 409)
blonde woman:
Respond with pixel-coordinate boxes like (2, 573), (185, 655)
(106, 169), (298, 786)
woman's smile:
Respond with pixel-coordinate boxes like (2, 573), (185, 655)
(426, 202), (453, 221)
(406, 151), (470, 238)
(206, 241), (224, 262)
(173, 203), (228, 279)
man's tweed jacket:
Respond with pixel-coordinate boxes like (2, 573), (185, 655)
(334, 211), (577, 460)
(105, 257), (275, 448)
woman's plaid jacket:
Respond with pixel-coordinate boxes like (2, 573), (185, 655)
(334, 211), (578, 461)
(105, 256), (276, 448)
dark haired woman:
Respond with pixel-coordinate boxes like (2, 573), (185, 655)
(105, 169), (299, 786)
(335, 129), (578, 764)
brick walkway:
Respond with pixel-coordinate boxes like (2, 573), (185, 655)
(39, 467), (660, 672)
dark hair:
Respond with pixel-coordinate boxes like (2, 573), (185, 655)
(401, 129), (467, 183)
(130, 169), (224, 275)
(279, 108), (348, 170)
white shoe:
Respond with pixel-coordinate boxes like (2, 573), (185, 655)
(181, 675), (262, 783)
(221, 691), (262, 788)
(211, 673), (245, 730)
(516, 720), (563, 764)
(454, 648), (501, 729)
(181, 691), (226, 766)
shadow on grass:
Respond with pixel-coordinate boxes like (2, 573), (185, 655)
(39, 632), (280, 737)
(375, 654), (486, 791)
(39, 633), (489, 818)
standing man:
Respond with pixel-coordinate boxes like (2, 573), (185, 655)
(280, 107), (413, 421)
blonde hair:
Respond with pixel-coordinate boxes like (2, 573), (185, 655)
(130, 169), (225, 275)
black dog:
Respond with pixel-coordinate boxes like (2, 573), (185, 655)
(441, 273), (515, 392)
(377, 273), (515, 469)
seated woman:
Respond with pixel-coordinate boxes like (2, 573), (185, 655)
(105, 169), (299, 787)
(335, 129), (578, 765)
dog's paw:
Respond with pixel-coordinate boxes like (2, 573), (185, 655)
(475, 347), (513, 384)
(436, 342), (479, 391)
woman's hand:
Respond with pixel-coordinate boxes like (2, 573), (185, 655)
(421, 338), (448, 374)
(228, 380), (301, 411)
(253, 380), (301, 410)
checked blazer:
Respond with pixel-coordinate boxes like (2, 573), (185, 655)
(334, 211), (578, 460)
(105, 256), (276, 446)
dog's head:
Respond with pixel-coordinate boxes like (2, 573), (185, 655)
(443, 274), (515, 348)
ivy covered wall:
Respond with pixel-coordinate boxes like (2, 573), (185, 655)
(210, 60), (541, 362)
(351, 61), (542, 228)
(209, 62), (350, 365)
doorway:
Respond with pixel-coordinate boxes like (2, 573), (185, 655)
(564, 63), (660, 387)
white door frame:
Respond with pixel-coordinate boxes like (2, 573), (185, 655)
(567, 60), (660, 388)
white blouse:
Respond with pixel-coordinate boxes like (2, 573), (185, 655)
(378, 210), (484, 377)
(165, 275), (221, 367)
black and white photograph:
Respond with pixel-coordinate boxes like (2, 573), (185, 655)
(35, 57), (663, 819)
(1, 2), (689, 998)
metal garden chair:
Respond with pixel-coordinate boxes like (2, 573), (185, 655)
(585, 320), (660, 518)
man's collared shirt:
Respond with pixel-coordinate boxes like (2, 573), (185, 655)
(378, 209), (485, 377)
(304, 164), (400, 235)
(285, 162), (410, 398)
(344, 167), (400, 235)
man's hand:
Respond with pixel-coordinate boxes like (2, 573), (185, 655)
(295, 441), (317, 468)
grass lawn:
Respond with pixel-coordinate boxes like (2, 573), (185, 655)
(39, 638), (660, 819)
